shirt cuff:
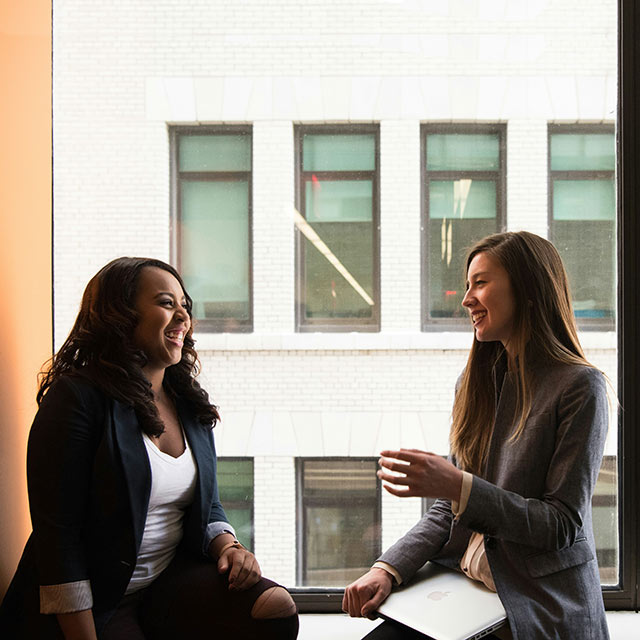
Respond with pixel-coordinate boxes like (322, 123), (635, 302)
(204, 521), (237, 555)
(372, 561), (403, 585)
(451, 471), (473, 517)
(40, 580), (93, 614)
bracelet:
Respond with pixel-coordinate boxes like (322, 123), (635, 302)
(218, 539), (243, 557)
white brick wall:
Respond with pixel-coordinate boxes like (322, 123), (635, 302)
(52, 0), (618, 584)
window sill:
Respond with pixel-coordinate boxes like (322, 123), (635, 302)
(193, 331), (616, 352)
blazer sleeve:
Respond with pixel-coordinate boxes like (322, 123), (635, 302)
(376, 497), (455, 582)
(457, 367), (608, 551)
(26, 376), (105, 612)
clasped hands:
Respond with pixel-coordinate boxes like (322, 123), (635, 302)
(342, 449), (463, 619)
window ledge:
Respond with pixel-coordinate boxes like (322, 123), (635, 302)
(193, 331), (616, 352)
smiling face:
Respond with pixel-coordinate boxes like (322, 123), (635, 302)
(132, 267), (191, 378)
(462, 251), (516, 351)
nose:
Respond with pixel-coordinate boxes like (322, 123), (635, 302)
(461, 288), (474, 309)
(174, 304), (190, 325)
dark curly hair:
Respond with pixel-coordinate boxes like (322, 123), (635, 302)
(38, 257), (220, 435)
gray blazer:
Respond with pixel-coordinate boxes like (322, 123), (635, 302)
(378, 361), (610, 640)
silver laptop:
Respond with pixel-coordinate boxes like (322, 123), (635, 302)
(376, 562), (507, 640)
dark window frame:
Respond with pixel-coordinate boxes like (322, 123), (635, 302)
(547, 122), (616, 332)
(170, 125), (254, 333)
(294, 124), (381, 333)
(216, 456), (255, 551)
(294, 457), (382, 599)
(421, 123), (507, 332)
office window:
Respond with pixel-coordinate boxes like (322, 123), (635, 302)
(172, 127), (252, 332)
(297, 458), (381, 586)
(548, 126), (616, 328)
(217, 458), (254, 550)
(295, 126), (380, 331)
(422, 125), (506, 329)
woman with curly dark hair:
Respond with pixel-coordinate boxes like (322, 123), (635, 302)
(0, 257), (299, 640)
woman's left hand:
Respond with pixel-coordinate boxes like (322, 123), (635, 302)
(217, 545), (262, 591)
(378, 449), (463, 501)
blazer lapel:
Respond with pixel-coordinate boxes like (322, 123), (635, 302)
(111, 400), (151, 551)
(179, 400), (215, 527)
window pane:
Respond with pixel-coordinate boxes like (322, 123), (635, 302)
(181, 180), (250, 322)
(300, 460), (380, 587)
(303, 134), (375, 171)
(427, 134), (500, 171)
(429, 180), (497, 220)
(179, 134), (251, 172)
(550, 134), (615, 171)
(217, 459), (254, 550)
(552, 220), (615, 319)
(553, 179), (615, 221)
(593, 456), (618, 584)
(305, 180), (372, 222)
(303, 222), (374, 319)
(429, 218), (496, 318)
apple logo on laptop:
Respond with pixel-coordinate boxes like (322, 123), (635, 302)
(427, 591), (451, 601)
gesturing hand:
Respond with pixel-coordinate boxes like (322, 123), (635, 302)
(217, 546), (261, 591)
(342, 568), (393, 618)
(378, 449), (463, 501)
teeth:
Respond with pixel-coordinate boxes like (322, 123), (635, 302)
(472, 312), (486, 323)
(165, 330), (184, 339)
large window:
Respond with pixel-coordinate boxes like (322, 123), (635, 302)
(297, 458), (381, 586)
(422, 125), (506, 329)
(548, 125), (616, 329)
(217, 457), (254, 551)
(295, 126), (380, 332)
(172, 127), (252, 332)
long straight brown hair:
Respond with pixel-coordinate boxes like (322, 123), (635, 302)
(450, 231), (592, 474)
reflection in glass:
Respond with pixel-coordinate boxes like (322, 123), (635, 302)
(298, 131), (378, 326)
(425, 131), (503, 320)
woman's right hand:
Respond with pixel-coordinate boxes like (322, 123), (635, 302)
(342, 567), (393, 618)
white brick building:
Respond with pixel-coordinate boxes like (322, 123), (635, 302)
(53, 0), (618, 587)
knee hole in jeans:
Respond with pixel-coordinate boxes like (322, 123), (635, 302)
(250, 586), (297, 619)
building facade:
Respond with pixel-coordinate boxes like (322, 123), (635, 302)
(53, 0), (618, 588)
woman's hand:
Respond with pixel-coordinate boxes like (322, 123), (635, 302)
(211, 534), (262, 590)
(342, 568), (393, 618)
(378, 449), (463, 501)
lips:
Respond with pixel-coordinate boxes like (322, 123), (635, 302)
(471, 311), (486, 325)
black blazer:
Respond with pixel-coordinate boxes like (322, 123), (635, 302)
(0, 374), (229, 637)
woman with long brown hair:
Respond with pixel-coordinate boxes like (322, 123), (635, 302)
(343, 231), (610, 639)
(0, 257), (299, 640)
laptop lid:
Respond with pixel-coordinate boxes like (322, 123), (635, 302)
(376, 562), (507, 640)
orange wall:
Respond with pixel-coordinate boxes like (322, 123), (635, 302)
(0, 3), (52, 596)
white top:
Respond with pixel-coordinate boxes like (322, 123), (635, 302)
(126, 430), (197, 594)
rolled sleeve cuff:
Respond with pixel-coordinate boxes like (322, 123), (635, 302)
(204, 521), (237, 555)
(372, 561), (403, 585)
(40, 580), (93, 614)
(451, 471), (473, 518)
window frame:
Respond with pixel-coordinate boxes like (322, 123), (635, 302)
(170, 125), (254, 333)
(294, 457), (382, 594)
(547, 122), (616, 332)
(608, 0), (640, 611)
(294, 124), (381, 333)
(420, 123), (507, 332)
(216, 456), (255, 551)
